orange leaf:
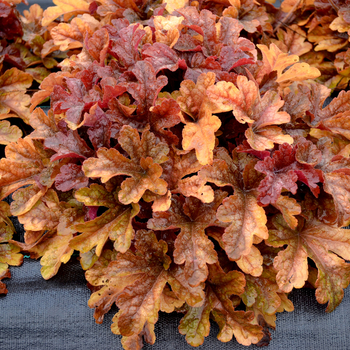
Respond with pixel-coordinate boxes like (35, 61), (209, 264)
(274, 24), (312, 57)
(179, 263), (263, 346)
(257, 43), (320, 87)
(257, 43), (299, 78)
(0, 137), (49, 200)
(276, 62), (321, 86)
(182, 149), (268, 260)
(83, 126), (169, 204)
(330, 11), (350, 35)
(30, 72), (71, 112)
(207, 76), (292, 150)
(17, 189), (62, 231)
(0, 68), (33, 123)
(242, 267), (281, 316)
(273, 195), (301, 230)
(42, 0), (90, 26)
(29, 108), (58, 139)
(163, 0), (188, 14)
(216, 156), (268, 260)
(177, 72), (221, 164)
(0, 201), (22, 294)
(10, 184), (46, 216)
(85, 249), (123, 324)
(316, 138), (350, 227)
(112, 230), (171, 340)
(50, 15), (100, 52)
(71, 184), (139, 255)
(148, 191), (226, 287)
(153, 15), (184, 48)
(0, 269), (11, 294)
(236, 246), (263, 277)
(20, 231), (74, 280)
(0, 120), (22, 145)
(167, 263), (205, 307)
(181, 107), (221, 165)
(268, 214), (350, 312)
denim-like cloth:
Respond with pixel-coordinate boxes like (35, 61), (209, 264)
(1, 257), (350, 350)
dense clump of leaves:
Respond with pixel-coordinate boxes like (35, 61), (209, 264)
(0, 0), (70, 145)
(0, 201), (22, 293)
(276, 0), (350, 91)
(1, 0), (350, 349)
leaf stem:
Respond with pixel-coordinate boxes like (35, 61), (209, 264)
(274, 0), (301, 34)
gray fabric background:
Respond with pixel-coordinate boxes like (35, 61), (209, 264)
(1, 258), (350, 350)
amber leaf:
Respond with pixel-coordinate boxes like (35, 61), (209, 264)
(179, 263), (263, 346)
(0, 68), (33, 123)
(207, 76), (293, 151)
(111, 230), (171, 343)
(268, 214), (350, 312)
(71, 184), (139, 255)
(83, 126), (169, 204)
(148, 191), (226, 287)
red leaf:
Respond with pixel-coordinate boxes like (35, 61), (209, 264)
(0, 1), (23, 40)
(149, 98), (182, 144)
(255, 143), (323, 205)
(122, 61), (168, 120)
(217, 17), (255, 71)
(219, 46), (255, 71)
(87, 112), (111, 149)
(173, 33), (202, 52)
(236, 141), (270, 160)
(44, 129), (94, 161)
(99, 83), (127, 110)
(109, 24), (145, 71)
(55, 164), (89, 192)
(87, 28), (110, 64)
(176, 7), (219, 57)
(51, 78), (99, 129)
(142, 43), (181, 74)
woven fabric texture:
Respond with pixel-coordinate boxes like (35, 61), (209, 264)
(1, 258), (350, 350)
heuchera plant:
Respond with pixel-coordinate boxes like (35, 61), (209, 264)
(1, 0), (350, 348)
(0, 0), (88, 145)
(276, 0), (350, 90)
(0, 0), (33, 145)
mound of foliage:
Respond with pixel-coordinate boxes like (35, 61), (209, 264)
(1, 0), (350, 349)
(0, 0), (69, 146)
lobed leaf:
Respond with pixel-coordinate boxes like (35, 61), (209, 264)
(2, 1), (350, 346)
(207, 76), (293, 151)
(111, 230), (171, 342)
(177, 72), (221, 164)
(0, 120), (22, 145)
(268, 214), (350, 312)
(149, 192), (226, 287)
(83, 126), (169, 204)
(0, 137), (49, 200)
(255, 143), (323, 205)
(0, 68), (33, 122)
(71, 199), (139, 255)
(42, 0), (90, 26)
(179, 263), (263, 346)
